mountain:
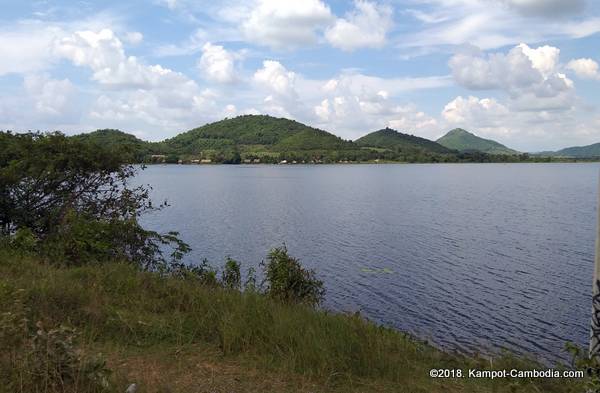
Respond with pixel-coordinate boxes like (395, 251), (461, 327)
(355, 127), (453, 154)
(164, 115), (354, 154)
(548, 143), (600, 158)
(72, 129), (162, 162)
(436, 128), (518, 155)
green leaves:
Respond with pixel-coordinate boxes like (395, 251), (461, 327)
(0, 131), (190, 269)
(262, 246), (325, 307)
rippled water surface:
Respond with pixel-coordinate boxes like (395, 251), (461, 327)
(137, 163), (598, 363)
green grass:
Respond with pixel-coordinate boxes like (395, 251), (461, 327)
(0, 249), (585, 392)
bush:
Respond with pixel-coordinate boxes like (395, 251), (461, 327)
(262, 246), (324, 307)
(222, 257), (241, 290)
(0, 131), (189, 269)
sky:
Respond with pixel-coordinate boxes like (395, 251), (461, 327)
(0, 0), (599, 151)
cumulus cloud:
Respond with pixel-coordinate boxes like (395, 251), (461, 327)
(312, 72), (440, 139)
(0, 73), (81, 133)
(325, 0), (392, 51)
(449, 43), (574, 111)
(438, 93), (600, 151)
(254, 60), (298, 98)
(566, 58), (600, 80)
(242, 0), (333, 49)
(24, 74), (76, 116)
(198, 42), (237, 83)
(442, 96), (510, 127)
(53, 29), (227, 137)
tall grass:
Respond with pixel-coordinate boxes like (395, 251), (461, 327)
(0, 248), (584, 392)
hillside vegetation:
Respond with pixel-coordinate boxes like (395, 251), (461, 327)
(356, 127), (454, 154)
(15, 115), (586, 163)
(437, 128), (519, 155)
(547, 142), (600, 158)
(72, 129), (162, 162)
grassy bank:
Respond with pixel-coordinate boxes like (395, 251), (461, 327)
(0, 249), (584, 392)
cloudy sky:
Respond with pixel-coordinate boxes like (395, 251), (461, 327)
(1, 0), (599, 151)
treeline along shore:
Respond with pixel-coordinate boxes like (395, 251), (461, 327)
(0, 130), (593, 392)
(7, 114), (597, 165)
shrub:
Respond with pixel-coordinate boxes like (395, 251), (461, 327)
(222, 257), (241, 290)
(262, 246), (324, 307)
(0, 131), (189, 269)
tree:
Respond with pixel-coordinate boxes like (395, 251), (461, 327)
(0, 131), (188, 268)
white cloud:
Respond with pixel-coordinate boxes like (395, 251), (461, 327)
(124, 31), (144, 45)
(442, 96), (510, 126)
(242, 0), (333, 49)
(449, 43), (574, 110)
(439, 93), (599, 151)
(198, 42), (237, 83)
(325, 0), (392, 51)
(24, 74), (76, 116)
(312, 72), (440, 139)
(502, 0), (586, 18)
(55, 29), (199, 90)
(567, 58), (600, 80)
(401, 0), (599, 51)
(53, 28), (229, 138)
(253, 60), (298, 98)
(0, 24), (64, 76)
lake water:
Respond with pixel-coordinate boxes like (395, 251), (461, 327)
(137, 163), (598, 364)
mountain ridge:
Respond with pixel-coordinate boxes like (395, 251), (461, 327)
(436, 128), (519, 155)
(355, 127), (454, 154)
(58, 115), (599, 162)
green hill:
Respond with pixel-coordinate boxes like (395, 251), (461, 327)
(165, 115), (354, 154)
(551, 143), (600, 158)
(72, 129), (163, 162)
(437, 128), (518, 155)
(355, 127), (453, 154)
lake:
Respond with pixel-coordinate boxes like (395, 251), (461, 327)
(137, 163), (598, 364)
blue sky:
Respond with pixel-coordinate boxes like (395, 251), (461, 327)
(1, 0), (599, 151)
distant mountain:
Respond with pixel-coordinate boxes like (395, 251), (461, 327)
(436, 128), (518, 155)
(68, 117), (549, 164)
(164, 115), (354, 154)
(547, 143), (600, 158)
(355, 127), (453, 154)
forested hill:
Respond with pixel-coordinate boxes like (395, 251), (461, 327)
(30, 115), (587, 163)
(164, 115), (355, 154)
(436, 128), (518, 155)
(549, 143), (600, 158)
(71, 129), (162, 162)
(355, 127), (454, 154)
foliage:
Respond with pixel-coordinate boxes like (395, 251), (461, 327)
(222, 257), (242, 290)
(436, 128), (518, 155)
(0, 287), (112, 393)
(12, 116), (578, 164)
(0, 131), (189, 268)
(356, 127), (453, 154)
(71, 129), (164, 163)
(565, 342), (600, 392)
(552, 142), (600, 158)
(262, 246), (325, 306)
